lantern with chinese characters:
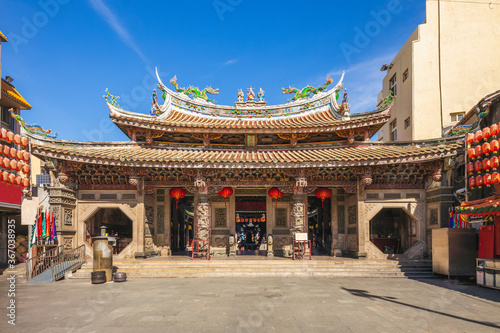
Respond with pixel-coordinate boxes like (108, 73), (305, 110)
(475, 129), (483, 142)
(475, 145), (483, 159)
(468, 148), (476, 160)
(491, 140), (500, 154)
(483, 158), (491, 172)
(469, 176), (476, 189)
(491, 156), (499, 171)
(218, 187), (233, 207)
(492, 172), (500, 184)
(268, 187), (284, 207)
(485, 173), (493, 187)
(475, 160), (483, 173)
(491, 124), (499, 138)
(315, 188), (332, 208)
(482, 142), (491, 156)
(169, 188), (186, 209)
(483, 127), (491, 141)
(476, 175), (484, 188)
(467, 162), (474, 175)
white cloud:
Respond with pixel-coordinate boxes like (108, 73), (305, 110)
(88, 0), (149, 64)
(223, 59), (238, 66)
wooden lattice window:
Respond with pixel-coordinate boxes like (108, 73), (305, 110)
(214, 208), (227, 227)
(275, 208), (287, 227)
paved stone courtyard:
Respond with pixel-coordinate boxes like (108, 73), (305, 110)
(1, 276), (499, 333)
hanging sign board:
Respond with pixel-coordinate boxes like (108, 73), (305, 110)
(295, 233), (308, 241)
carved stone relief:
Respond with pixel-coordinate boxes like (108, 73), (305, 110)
(196, 202), (211, 240)
(63, 237), (73, 250)
(64, 209), (73, 226)
(291, 202), (305, 233)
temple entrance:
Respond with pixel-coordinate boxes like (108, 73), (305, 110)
(84, 208), (132, 254)
(171, 196), (194, 253)
(308, 196), (332, 255)
(369, 208), (417, 255)
(235, 196), (267, 255)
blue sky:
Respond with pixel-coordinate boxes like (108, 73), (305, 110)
(0, 0), (425, 141)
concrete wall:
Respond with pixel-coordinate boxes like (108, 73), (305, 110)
(379, 0), (500, 141)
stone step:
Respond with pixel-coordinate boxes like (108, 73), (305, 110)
(71, 270), (406, 278)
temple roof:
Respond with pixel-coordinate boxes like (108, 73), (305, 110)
(0, 31), (7, 42)
(30, 136), (461, 169)
(105, 71), (392, 145)
(110, 104), (390, 135)
(1, 79), (32, 110)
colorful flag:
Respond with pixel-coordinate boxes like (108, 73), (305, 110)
(37, 210), (42, 243)
(448, 208), (454, 228)
(52, 212), (57, 243)
(30, 212), (38, 249)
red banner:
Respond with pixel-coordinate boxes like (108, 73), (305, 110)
(0, 181), (22, 205)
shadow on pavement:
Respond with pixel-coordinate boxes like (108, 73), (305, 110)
(342, 286), (500, 330)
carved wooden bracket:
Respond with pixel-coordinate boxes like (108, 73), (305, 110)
(191, 133), (224, 148)
(277, 133), (309, 147)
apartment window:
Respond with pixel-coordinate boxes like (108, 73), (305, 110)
(450, 112), (465, 122)
(389, 74), (397, 96)
(404, 117), (411, 129)
(403, 69), (409, 82)
(390, 120), (397, 141)
(1, 106), (13, 128)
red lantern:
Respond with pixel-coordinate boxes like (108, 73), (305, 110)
(467, 162), (474, 175)
(468, 148), (476, 160)
(315, 188), (332, 207)
(469, 176), (476, 189)
(482, 142), (491, 156)
(483, 158), (491, 172)
(492, 172), (500, 184)
(218, 187), (233, 207)
(268, 187), (284, 207)
(474, 160), (482, 173)
(169, 188), (186, 209)
(491, 156), (499, 171)
(491, 124), (499, 138)
(466, 133), (475, 146)
(485, 173), (492, 187)
(475, 145), (482, 159)
(483, 127), (491, 141)
(491, 140), (500, 154)
(474, 129), (483, 142)
(476, 175), (484, 188)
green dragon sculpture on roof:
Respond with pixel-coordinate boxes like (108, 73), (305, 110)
(282, 75), (341, 102)
(168, 75), (219, 104)
(9, 108), (57, 138)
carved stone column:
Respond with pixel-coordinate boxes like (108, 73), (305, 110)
(195, 194), (211, 241)
(48, 187), (76, 250)
(291, 194), (305, 235)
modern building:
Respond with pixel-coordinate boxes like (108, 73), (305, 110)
(0, 30), (32, 266)
(377, 0), (500, 142)
(22, 72), (461, 261)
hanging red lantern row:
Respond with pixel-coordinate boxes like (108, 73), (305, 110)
(268, 187), (284, 208)
(0, 128), (28, 147)
(169, 187), (186, 209)
(218, 187), (233, 207)
(315, 188), (332, 208)
(0, 170), (29, 187)
(0, 145), (29, 161)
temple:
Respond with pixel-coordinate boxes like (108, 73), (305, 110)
(24, 72), (462, 260)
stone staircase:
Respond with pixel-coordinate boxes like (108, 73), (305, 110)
(70, 258), (435, 279)
(397, 259), (435, 279)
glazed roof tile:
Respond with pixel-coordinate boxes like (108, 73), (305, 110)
(1, 80), (32, 109)
(0, 31), (7, 42)
(31, 138), (461, 168)
(110, 107), (390, 134)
